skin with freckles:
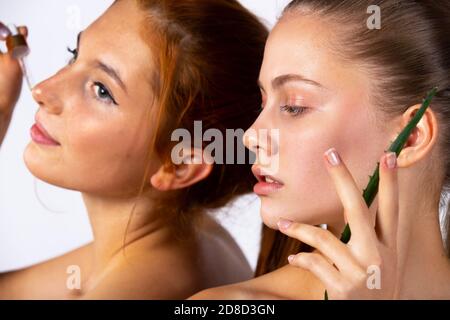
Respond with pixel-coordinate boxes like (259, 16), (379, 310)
(0, 0), (253, 299)
(25, 22), (156, 197)
(190, 12), (450, 300)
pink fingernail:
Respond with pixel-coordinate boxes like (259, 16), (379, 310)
(324, 148), (341, 166)
(385, 152), (397, 169)
(0, 22), (11, 39)
(288, 255), (295, 263)
(277, 218), (292, 230)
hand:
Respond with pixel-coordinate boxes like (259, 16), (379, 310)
(278, 148), (401, 299)
(0, 22), (28, 145)
(0, 22), (28, 115)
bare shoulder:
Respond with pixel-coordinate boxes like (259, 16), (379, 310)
(189, 265), (324, 300)
(84, 215), (257, 299)
(79, 241), (213, 299)
(188, 282), (286, 300)
(194, 214), (254, 286)
(80, 215), (255, 299)
(188, 283), (256, 300)
(0, 243), (93, 299)
(188, 270), (287, 300)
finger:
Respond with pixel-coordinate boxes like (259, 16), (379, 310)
(278, 220), (364, 278)
(0, 21), (11, 40)
(376, 152), (399, 248)
(287, 252), (348, 297)
(323, 147), (376, 241)
(18, 26), (28, 38)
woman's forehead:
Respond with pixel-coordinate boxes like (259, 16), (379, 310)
(81, 1), (155, 92)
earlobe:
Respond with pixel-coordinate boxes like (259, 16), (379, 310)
(150, 165), (176, 191)
(395, 104), (439, 168)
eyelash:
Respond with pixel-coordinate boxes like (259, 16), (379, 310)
(93, 82), (118, 105)
(66, 47), (118, 106)
(67, 47), (78, 64)
(257, 103), (264, 114)
(279, 105), (309, 117)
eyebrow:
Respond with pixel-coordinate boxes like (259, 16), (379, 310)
(258, 74), (324, 91)
(94, 60), (127, 93)
(76, 31), (127, 93)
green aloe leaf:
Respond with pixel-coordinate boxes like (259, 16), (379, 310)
(324, 87), (438, 300)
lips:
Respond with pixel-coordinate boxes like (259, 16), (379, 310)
(252, 165), (284, 196)
(30, 118), (60, 146)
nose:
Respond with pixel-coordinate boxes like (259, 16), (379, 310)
(243, 125), (260, 154)
(31, 74), (65, 115)
(243, 115), (278, 158)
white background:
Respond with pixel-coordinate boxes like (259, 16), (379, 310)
(0, 0), (291, 272)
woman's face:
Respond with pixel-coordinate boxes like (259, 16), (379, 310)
(245, 14), (397, 230)
(24, 1), (158, 197)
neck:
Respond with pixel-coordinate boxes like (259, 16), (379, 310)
(395, 186), (450, 298)
(81, 191), (177, 272)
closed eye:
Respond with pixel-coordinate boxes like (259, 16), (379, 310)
(280, 105), (309, 117)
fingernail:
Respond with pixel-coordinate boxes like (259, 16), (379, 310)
(0, 22), (11, 39)
(277, 218), (292, 230)
(385, 152), (397, 169)
(288, 255), (295, 263)
(324, 148), (341, 166)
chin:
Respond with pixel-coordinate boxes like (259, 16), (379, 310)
(260, 212), (279, 230)
(259, 199), (291, 230)
(259, 197), (331, 230)
(23, 143), (66, 188)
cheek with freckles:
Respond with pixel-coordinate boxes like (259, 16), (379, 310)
(64, 116), (151, 196)
(25, 107), (153, 196)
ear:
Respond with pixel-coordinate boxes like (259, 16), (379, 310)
(150, 148), (213, 191)
(395, 104), (439, 168)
